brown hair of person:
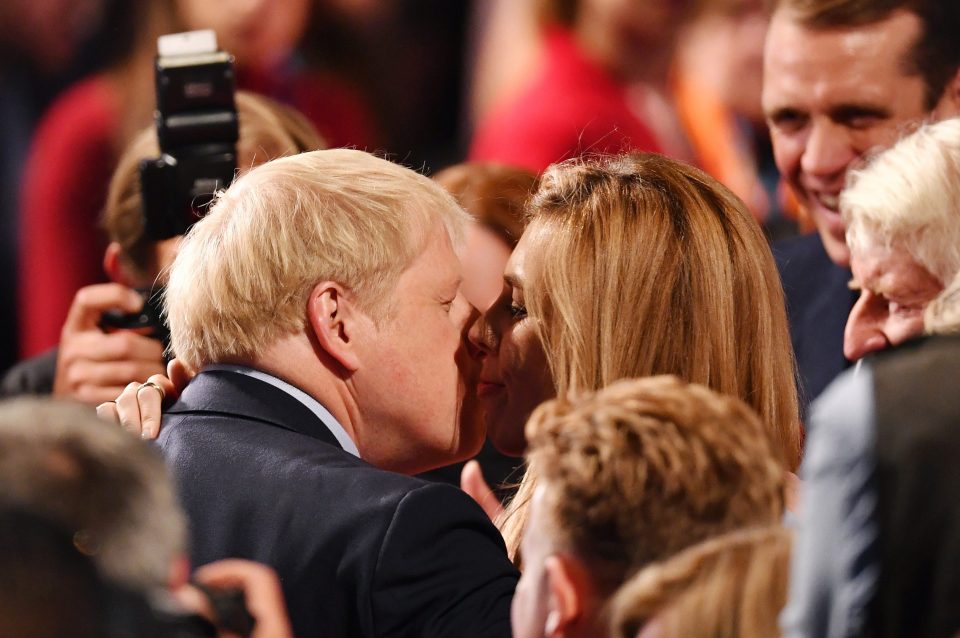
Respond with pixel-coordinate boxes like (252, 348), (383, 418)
(527, 376), (786, 595)
(769, 0), (960, 109)
(609, 525), (792, 638)
(432, 163), (537, 248)
(101, 91), (325, 278)
(497, 152), (799, 562)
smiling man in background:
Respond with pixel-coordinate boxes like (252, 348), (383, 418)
(762, 0), (960, 413)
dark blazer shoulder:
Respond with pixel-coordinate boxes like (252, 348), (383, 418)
(157, 368), (518, 638)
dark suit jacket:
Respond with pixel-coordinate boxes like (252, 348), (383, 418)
(870, 336), (960, 638)
(158, 369), (518, 638)
(773, 233), (857, 418)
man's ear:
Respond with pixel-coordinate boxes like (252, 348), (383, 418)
(543, 554), (587, 637)
(933, 68), (960, 119)
(102, 242), (140, 288)
(307, 282), (363, 372)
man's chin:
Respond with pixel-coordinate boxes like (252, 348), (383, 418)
(812, 213), (851, 267)
(820, 232), (851, 268)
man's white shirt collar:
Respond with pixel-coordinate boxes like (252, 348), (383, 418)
(203, 364), (360, 458)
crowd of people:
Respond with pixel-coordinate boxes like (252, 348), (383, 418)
(2, 0), (960, 636)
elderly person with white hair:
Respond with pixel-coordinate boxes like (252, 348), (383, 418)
(784, 117), (960, 638)
(841, 117), (960, 360)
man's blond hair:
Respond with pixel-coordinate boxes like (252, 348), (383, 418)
(102, 91), (325, 278)
(166, 149), (470, 370)
(525, 376), (785, 594)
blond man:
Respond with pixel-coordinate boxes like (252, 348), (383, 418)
(146, 149), (516, 637)
(510, 376), (785, 638)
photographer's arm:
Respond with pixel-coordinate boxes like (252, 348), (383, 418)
(54, 283), (166, 404)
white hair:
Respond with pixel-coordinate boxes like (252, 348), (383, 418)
(925, 271), (960, 335)
(165, 149), (471, 370)
(842, 118), (960, 285)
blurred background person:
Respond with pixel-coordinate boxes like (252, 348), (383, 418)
(0, 506), (110, 638)
(17, 0), (374, 359)
(673, 0), (801, 239)
(0, 0), (119, 376)
(467, 0), (801, 240)
(0, 397), (296, 637)
(783, 331), (960, 638)
(510, 376), (785, 638)
(609, 526), (792, 638)
(2, 92), (323, 403)
(0, 398), (188, 596)
(468, 0), (696, 171)
(841, 118), (960, 361)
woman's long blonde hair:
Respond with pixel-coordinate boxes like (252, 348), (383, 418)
(499, 153), (800, 560)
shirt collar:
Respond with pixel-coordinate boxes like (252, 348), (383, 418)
(202, 364), (360, 458)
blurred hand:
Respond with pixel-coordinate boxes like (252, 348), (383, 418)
(173, 559), (293, 638)
(461, 460), (505, 522)
(96, 358), (194, 439)
(53, 284), (166, 405)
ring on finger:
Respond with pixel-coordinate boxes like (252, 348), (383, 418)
(137, 381), (166, 401)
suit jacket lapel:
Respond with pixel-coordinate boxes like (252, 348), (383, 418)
(167, 369), (344, 450)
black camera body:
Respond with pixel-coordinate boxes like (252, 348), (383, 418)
(105, 33), (240, 347)
(140, 33), (239, 240)
(98, 287), (171, 353)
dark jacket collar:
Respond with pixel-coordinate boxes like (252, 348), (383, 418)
(166, 368), (343, 450)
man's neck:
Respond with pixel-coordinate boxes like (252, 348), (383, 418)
(226, 335), (361, 450)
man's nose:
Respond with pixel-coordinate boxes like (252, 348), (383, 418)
(844, 294), (891, 360)
(800, 119), (855, 182)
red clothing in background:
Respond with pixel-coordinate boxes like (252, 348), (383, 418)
(469, 28), (661, 173)
(18, 76), (116, 359)
(18, 66), (376, 358)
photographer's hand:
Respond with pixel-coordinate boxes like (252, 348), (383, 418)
(173, 559), (293, 638)
(53, 283), (166, 405)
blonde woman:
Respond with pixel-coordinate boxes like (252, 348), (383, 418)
(472, 153), (800, 557)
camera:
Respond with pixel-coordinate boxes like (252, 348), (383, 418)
(140, 30), (239, 240)
(98, 287), (171, 352)
(103, 32), (240, 346)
